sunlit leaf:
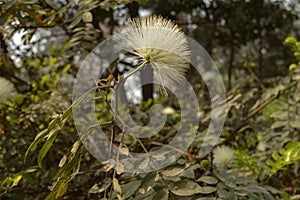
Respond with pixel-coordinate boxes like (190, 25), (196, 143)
(113, 178), (122, 195)
(89, 178), (111, 194)
(199, 186), (217, 194)
(11, 175), (22, 187)
(170, 180), (202, 196)
(82, 12), (93, 22)
(160, 164), (187, 177)
(197, 176), (218, 185)
(68, 15), (82, 29)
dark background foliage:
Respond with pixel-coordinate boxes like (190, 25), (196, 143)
(0, 0), (300, 199)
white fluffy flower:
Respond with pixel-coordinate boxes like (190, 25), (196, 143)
(213, 146), (235, 167)
(116, 15), (190, 93)
(0, 77), (15, 103)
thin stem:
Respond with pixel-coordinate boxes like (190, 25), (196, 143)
(158, 172), (175, 200)
(123, 60), (149, 81)
(136, 138), (149, 153)
(150, 141), (189, 157)
(108, 81), (119, 161)
(247, 67), (265, 89)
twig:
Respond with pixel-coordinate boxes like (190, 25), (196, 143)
(158, 172), (175, 200)
(150, 141), (192, 159)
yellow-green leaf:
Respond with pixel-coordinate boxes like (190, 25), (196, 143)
(113, 178), (122, 195)
(12, 175), (22, 187)
(37, 130), (58, 168)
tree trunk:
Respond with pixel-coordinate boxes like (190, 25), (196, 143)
(140, 65), (154, 102)
(127, 2), (154, 102)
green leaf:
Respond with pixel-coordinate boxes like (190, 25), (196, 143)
(263, 185), (280, 194)
(9, 167), (39, 188)
(284, 143), (300, 162)
(289, 121), (300, 129)
(37, 130), (58, 168)
(22, 167), (38, 174)
(286, 142), (300, 149)
(11, 175), (22, 187)
(197, 176), (218, 185)
(48, 116), (60, 130)
(25, 129), (49, 162)
(243, 185), (270, 195)
(89, 178), (111, 194)
(290, 146), (300, 160)
(138, 157), (150, 170)
(270, 111), (288, 119)
(160, 164), (187, 177)
(121, 180), (141, 198)
(170, 180), (202, 196)
(45, 178), (69, 200)
(58, 155), (67, 167)
(271, 121), (288, 129)
(45, 0), (58, 9)
(180, 166), (195, 179)
(272, 152), (280, 160)
(198, 186), (217, 194)
(61, 105), (73, 123)
(139, 172), (158, 192)
(53, 153), (80, 180)
(1, 177), (12, 188)
(113, 178), (122, 195)
(116, 193), (124, 200)
(119, 144), (129, 156)
(285, 37), (297, 44)
(68, 15), (82, 29)
(153, 188), (169, 200)
(71, 141), (81, 154)
(62, 64), (72, 73)
(55, 180), (68, 199)
(82, 12), (93, 22)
